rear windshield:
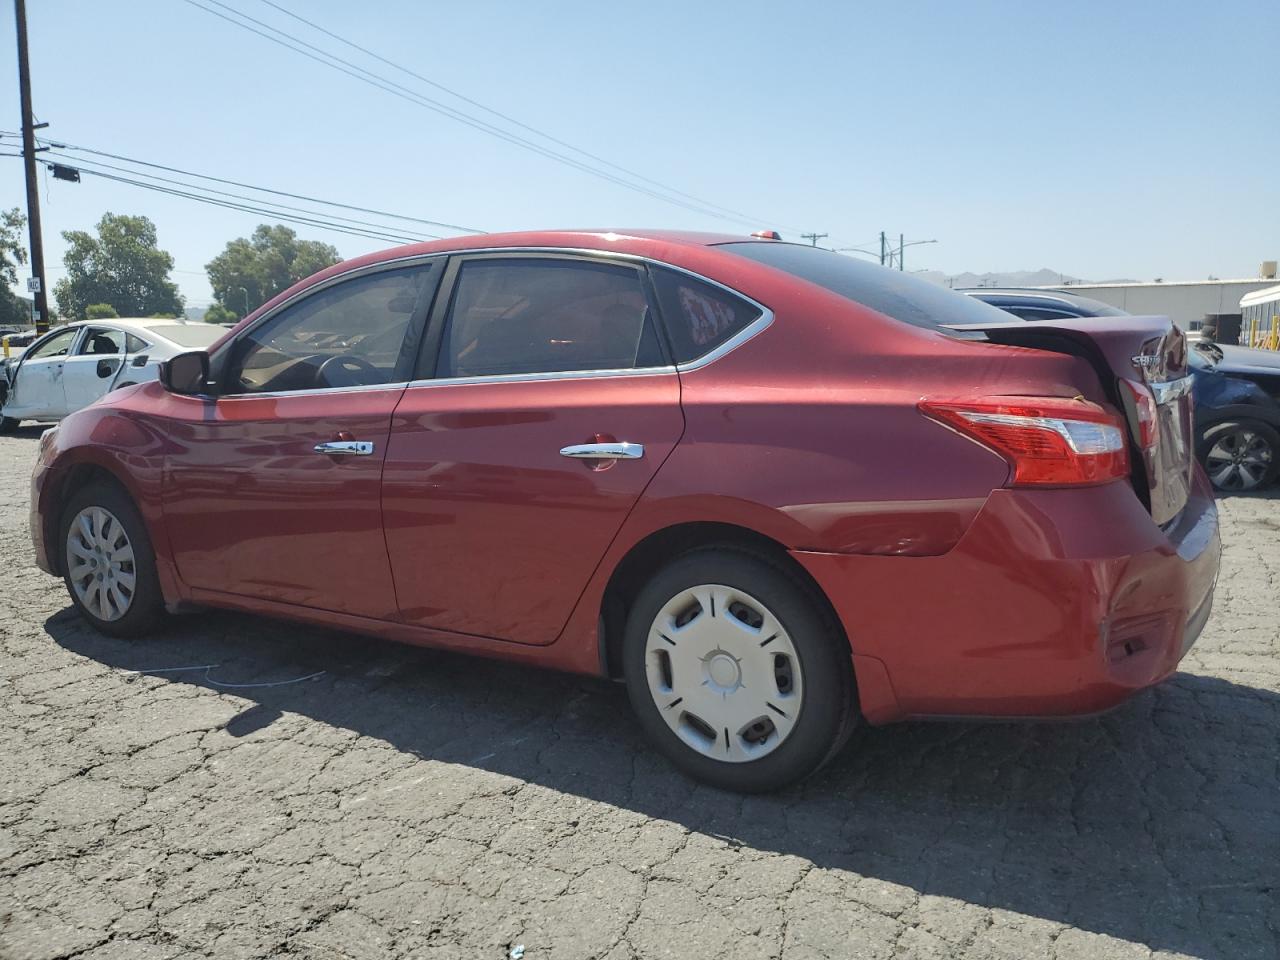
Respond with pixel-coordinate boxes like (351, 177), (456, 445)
(149, 324), (226, 348)
(717, 242), (1012, 333)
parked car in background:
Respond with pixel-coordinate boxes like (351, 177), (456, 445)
(962, 288), (1280, 492)
(30, 232), (1219, 791)
(1, 318), (226, 432)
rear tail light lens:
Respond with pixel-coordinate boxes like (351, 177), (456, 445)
(1118, 379), (1159, 451)
(920, 396), (1130, 486)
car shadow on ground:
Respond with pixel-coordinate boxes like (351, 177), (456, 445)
(48, 605), (1278, 960)
(1, 423), (52, 439)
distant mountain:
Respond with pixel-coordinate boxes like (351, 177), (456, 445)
(184, 306), (207, 322)
(914, 268), (1140, 289)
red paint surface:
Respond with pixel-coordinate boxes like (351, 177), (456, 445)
(30, 230), (1221, 723)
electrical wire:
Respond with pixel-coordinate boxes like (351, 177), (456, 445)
(253, 0), (782, 228)
(70, 166), (426, 244)
(27, 135), (482, 234)
(42, 150), (444, 241)
(180, 0), (772, 228)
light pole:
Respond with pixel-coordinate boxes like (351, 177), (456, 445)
(238, 286), (250, 317)
(896, 238), (938, 271)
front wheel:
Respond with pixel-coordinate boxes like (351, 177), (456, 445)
(1198, 420), (1279, 492)
(623, 548), (856, 792)
(0, 416), (18, 434)
(59, 481), (166, 637)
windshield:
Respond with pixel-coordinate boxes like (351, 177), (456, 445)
(150, 324), (226, 348)
(716, 241), (1013, 334)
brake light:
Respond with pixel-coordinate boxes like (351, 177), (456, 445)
(1118, 379), (1159, 451)
(920, 396), (1130, 486)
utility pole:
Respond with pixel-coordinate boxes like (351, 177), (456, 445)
(800, 232), (828, 247)
(898, 233), (905, 271)
(14, 0), (49, 332)
(879, 232), (887, 266)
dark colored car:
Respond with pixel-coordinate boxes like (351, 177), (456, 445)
(31, 232), (1219, 792)
(963, 288), (1280, 492)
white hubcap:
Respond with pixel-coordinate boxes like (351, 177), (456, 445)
(66, 506), (136, 622)
(645, 584), (803, 763)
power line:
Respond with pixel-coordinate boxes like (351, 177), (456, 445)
(41, 150), (444, 241)
(26, 136), (482, 234)
(67, 166), (428, 245)
(253, 0), (782, 229)
(179, 0), (773, 228)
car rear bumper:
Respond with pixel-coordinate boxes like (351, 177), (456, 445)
(792, 470), (1221, 724)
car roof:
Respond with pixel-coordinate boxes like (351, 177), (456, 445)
(61, 317), (201, 334)
(331, 228), (768, 271)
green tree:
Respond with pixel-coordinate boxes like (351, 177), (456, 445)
(85, 303), (119, 319)
(0, 208), (32, 328)
(54, 213), (184, 320)
(205, 225), (340, 317)
(202, 302), (239, 325)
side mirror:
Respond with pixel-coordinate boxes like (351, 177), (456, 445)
(159, 351), (210, 395)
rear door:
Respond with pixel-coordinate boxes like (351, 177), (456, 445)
(4, 326), (79, 418)
(383, 253), (684, 644)
(162, 261), (442, 619)
(62, 326), (128, 412)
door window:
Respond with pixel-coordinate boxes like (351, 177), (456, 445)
(224, 264), (437, 394)
(125, 334), (149, 353)
(76, 327), (127, 356)
(649, 267), (763, 363)
(25, 328), (79, 360)
(437, 258), (664, 378)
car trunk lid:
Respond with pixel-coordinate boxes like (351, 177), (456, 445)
(957, 316), (1194, 525)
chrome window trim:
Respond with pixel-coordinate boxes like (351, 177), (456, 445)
(213, 380), (413, 401)
(216, 245), (773, 395)
(406, 366), (677, 390)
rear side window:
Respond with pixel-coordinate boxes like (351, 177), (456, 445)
(719, 242), (1010, 332)
(438, 258), (664, 377)
(649, 267), (763, 363)
(77, 327), (126, 355)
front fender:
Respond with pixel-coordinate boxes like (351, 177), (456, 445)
(32, 405), (184, 605)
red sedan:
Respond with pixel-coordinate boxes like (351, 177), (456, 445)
(30, 230), (1220, 792)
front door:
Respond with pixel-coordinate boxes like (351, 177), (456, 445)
(383, 254), (685, 644)
(4, 326), (79, 419)
(162, 261), (442, 620)
(62, 326), (127, 412)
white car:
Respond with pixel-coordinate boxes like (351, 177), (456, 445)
(0, 318), (226, 431)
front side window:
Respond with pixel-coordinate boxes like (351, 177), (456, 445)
(650, 267), (763, 363)
(26, 328), (79, 360)
(437, 258), (662, 377)
(225, 264), (436, 394)
(77, 327), (127, 356)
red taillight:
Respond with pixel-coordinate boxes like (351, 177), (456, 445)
(1118, 379), (1159, 451)
(920, 396), (1130, 486)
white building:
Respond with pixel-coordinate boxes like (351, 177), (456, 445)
(1030, 275), (1278, 331)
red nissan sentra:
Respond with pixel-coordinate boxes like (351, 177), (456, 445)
(30, 230), (1220, 792)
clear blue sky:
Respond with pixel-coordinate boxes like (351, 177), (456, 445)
(2, 0), (1276, 307)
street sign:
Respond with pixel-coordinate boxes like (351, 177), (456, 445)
(25, 277), (40, 293)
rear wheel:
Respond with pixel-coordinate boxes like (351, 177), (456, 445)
(623, 548), (856, 792)
(1198, 420), (1279, 492)
(0, 416), (18, 433)
(59, 481), (165, 637)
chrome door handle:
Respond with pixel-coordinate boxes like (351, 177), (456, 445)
(559, 442), (644, 460)
(314, 440), (374, 456)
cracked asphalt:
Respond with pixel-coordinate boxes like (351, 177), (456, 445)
(1, 427), (1277, 960)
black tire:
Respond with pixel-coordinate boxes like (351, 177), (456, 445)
(622, 547), (857, 793)
(59, 480), (166, 637)
(0, 416), (18, 434)
(1197, 419), (1280, 492)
